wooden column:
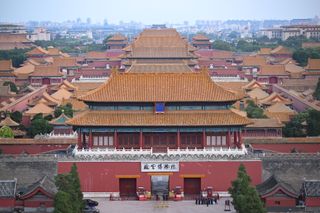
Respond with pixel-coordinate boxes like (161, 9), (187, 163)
(226, 131), (230, 148)
(114, 130), (118, 149)
(89, 130), (93, 149)
(238, 131), (242, 148)
(177, 129), (181, 149)
(233, 131), (237, 148)
(202, 129), (206, 148)
(139, 130), (143, 149)
(77, 129), (82, 149)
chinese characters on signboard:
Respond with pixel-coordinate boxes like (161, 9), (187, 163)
(141, 162), (179, 172)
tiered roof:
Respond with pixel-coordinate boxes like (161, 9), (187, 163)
(51, 88), (72, 101)
(258, 64), (289, 76)
(125, 28), (196, 59)
(0, 116), (19, 127)
(53, 57), (78, 67)
(27, 46), (48, 56)
(247, 88), (269, 100)
(14, 64), (35, 78)
(68, 110), (251, 127)
(265, 102), (296, 123)
(126, 63), (193, 73)
(259, 92), (292, 105)
(49, 113), (70, 126)
(305, 58), (320, 70)
(242, 80), (265, 90)
(257, 175), (298, 198)
(80, 71), (239, 103)
(246, 118), (284, 128)
(242, 56), (267, 66)
(30, 65), (63, 77)
(258, 48), (272, 55)
(24, 102), (54, 116)
(0, 60), (13, 71)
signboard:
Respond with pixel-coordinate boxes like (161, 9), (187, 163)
(141, 162), (179, 172)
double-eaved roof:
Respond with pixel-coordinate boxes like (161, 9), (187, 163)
(67, 110), (251, 127)
(80, 71), (239, 103)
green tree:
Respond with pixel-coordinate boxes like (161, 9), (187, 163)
(283, 111), (309, 137)
(293, 48), (320, 66)
(0, 125), (14, 138)
(245, 100), (266, 118)
(54, 103), (73, 118)
(53, 191), (73, 213)
(0, 49), (28, 67)
(9, 111), (22, 123)
(3, 81), (18, 93)
(28, 115), (53, 137)
(229, 164), (266, 213)
(314, 78), (320, 101)
(236, 40), (260, 52)
(55, 164), (83, 213)
(306, 109), (320, 136)
(212, 40), (233, 51)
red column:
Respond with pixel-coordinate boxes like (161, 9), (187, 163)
(77, 130), (82, 149)
(139, 130), (143, 149)
(177, 129), (181, 149)
(233, 131), (237, 148)
(202, 129), (206, 148)
(114, 130), (118, 149)
(89, 130), (93, 149)
(226, 131), (230, 148)
(238, 131), (242, 148)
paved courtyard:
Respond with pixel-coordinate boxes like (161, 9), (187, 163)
(91, 198), (236, 213)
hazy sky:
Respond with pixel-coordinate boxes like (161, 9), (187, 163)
(0, 0), (319, 24)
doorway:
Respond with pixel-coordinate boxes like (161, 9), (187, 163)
(119, 178), (137, 198)
(184, 178), (201, 197)
(151, 175), (169, 198)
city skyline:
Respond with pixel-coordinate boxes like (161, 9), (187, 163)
(0, 0), (319, 24)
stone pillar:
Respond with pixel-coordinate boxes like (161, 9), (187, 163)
(226, 131), (230, 148)
(177, 129), (181, 149)
(139, 130), (143, 149)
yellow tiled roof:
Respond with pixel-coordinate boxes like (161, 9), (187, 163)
(247, 88), (269, 100)
(0, 116), (19, 127)
(80, 71), (239, 102)
(127, 63), (193, 73)
(306, 58), (320, 70)
(67, 110), (251, 127)
(259, 92), (292, 105)
(0, 60), (13, 71)
(24, 103), (54, 116)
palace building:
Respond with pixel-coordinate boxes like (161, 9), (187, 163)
(61, 29), (262, 199)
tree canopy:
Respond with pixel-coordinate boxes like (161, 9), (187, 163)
(54, 103), (73, 118)
(9, 111), (22, 123)
(306, 109), (320, 136)
(0, 49), (28, 67)
(27, 114), (53, 137)
(283, 111), (309, 137)
(293, 48), (320, 66)
(229, 164), (266, 213)
(245, 100), (267, 118)
(0, 126), (14, 138)
(54, 163), (84, 213)
(3, 81), (18, 93)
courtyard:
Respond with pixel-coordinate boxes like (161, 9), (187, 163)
(91, 198), (236, 213)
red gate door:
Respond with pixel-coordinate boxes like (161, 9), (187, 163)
(119, 178), (137, 197)
(184, 178), (201, 196)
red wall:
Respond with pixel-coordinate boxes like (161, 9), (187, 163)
(0, 144), (70, 154)
(251, 143), (320, 153)
(265, 197), (296, 207)
(0, 198), (15, 207)
(58, 160), (262, 193)
(306, 197), (320, 207)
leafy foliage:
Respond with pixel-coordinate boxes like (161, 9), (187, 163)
(3, 81), (18, 93)
(212, 40), (233, 51)
(228, 164), (266, 213)
(0, 49), (28, 67)
(9, 111), (22, 123)
(54, 164), (84, 213)
(53, 191), (73, 213)
(306, 109), (320, 136)
(314, 78), (320, 101)
(293, 48), (320, 66)
(54, 103), (73, 118)
(27, 114), (53, 137)
(0, 126), (14, 138)
(245, 100), (267, 118)
(283, 111), (309, 137)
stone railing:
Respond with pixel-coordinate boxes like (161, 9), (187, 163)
(35, 131), (78, 139)
(73, 145), (247, 157)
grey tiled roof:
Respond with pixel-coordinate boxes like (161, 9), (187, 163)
(303, 180), (320, 197)
(0, 179), (16, 198)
